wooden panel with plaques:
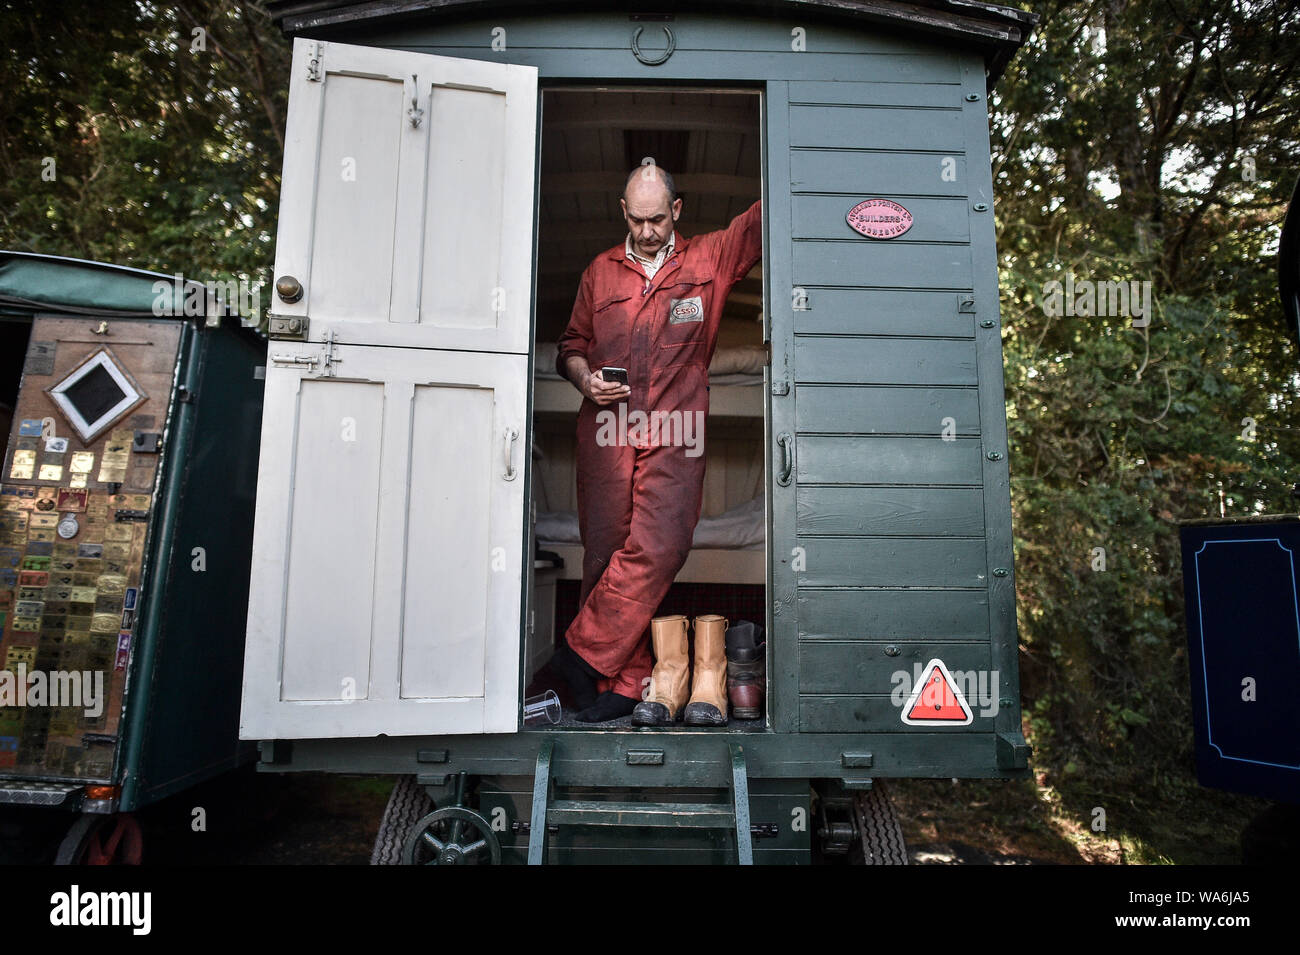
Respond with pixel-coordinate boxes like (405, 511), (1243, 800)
(0, 318), (182, 780)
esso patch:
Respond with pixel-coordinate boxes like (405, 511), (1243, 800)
(669, 296), (703, 324)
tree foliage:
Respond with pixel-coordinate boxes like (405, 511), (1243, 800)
(993, 0), (1300, 789)
(0, 0), (288, 291)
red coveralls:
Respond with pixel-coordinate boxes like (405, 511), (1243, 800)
(555, 200), (763, 698)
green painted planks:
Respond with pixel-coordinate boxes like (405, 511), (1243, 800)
(375, 16), (954, 59)
(796, 485), (985, 537)
(793, 238), (973, 289)
(796, 435), (984, 485)
(797, 589), (989, 640)
(791, 150), (968, 198)
(790, 104), (964, 152)
(798, 641), (991, 693)
(799, 696), (992, 732)
(795, 384), (980, 435)
(793, 337), (976, 385)
(789, 81), (961, 107)
(790, 289), (976, 337)
(796, 537), (988, 587)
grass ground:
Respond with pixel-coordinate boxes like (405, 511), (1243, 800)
(889, 767), (1270, 864)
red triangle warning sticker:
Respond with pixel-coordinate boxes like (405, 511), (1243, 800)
(901, 658), (973, 726)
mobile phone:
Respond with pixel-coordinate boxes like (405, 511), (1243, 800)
(600, 366), (629, 387)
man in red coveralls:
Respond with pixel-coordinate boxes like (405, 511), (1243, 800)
(551, 163), (762, 721)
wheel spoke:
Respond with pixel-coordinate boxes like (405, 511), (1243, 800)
(461, 837), (488, 857)
(420, 831), (445, 853)
(102, 818), (126, 857)
(448, 819), (465, 845)
(87, 832), (107, 866)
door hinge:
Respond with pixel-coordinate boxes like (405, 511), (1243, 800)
(770, 342), (789, 396)
(306, 41), (323, 82)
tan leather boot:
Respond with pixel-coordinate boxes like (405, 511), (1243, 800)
(632, 615), (691, 726)
(684, 615), (729, 726)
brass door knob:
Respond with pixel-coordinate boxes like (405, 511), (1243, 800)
(276, 275), (304, 303)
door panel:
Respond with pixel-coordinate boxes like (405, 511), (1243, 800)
(241, 343), (528, 739)
(399, 383), (495, 700)
(273, 38), (537, 352)
(280, 378), (385, 702)
(417, 86), (511, 334)
(306, 75), (405, 323)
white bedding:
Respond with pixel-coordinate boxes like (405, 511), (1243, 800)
(535, 341), (766, 385)
(535, 494), (764, 550)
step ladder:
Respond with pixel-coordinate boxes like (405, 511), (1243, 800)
(526, 739), (753, 865)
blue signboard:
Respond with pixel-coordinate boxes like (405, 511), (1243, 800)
(1180, 519), (1300, 803)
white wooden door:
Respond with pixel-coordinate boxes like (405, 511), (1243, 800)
(241, 39), (537, 739)
(272, 38), (537, 353)
(241, 344), (528, 739)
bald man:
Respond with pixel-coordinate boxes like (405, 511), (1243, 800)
(551, 165), (762, 722)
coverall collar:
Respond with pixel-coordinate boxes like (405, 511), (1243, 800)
(608, 229), (689, 288)
(624, 230), (675, 269)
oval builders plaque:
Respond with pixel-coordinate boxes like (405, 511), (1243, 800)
(846, 198), (914, 239)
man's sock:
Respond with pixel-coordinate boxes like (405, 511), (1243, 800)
(550, 644), (600, 711)
(574, 691), (639, 723)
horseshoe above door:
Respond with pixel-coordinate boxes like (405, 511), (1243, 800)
(631, 25), (675, 65)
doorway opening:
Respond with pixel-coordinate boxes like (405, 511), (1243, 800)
(524, 85), (768, 730)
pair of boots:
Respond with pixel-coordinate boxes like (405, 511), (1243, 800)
(633, 614), (730, 727)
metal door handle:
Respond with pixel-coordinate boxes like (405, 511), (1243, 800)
(409, 74), (424, 128)
(776, 432), (794, 487)
(503, 427), (519, 481)
(275, 275), (303, 303)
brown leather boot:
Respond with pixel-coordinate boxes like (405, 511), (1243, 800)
(632, 615), (691, 726)
(725, 620), (766, 719)
(684, 615), (728, 726)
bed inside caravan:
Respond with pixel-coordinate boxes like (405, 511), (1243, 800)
(525, 86), (768, 725)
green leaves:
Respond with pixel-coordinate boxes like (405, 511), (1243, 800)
(997, 0), (1300, 794)
(0, 1), (288, 288)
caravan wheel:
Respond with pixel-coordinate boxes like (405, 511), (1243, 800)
(401, 807), (501, 865)
(54, 813), (143, 865)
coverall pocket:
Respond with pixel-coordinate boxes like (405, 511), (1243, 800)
(658, 274), (711, 366)
(590, 291), (634, 369)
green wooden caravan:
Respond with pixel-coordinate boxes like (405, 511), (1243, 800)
(0, 252), (264, 862)
(242, 0), (1038, 864)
